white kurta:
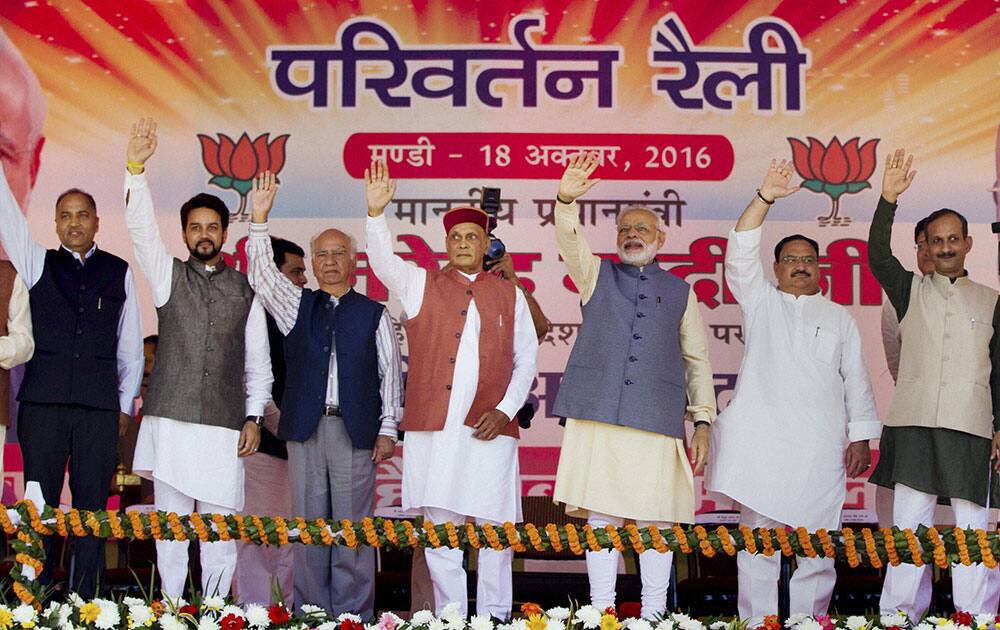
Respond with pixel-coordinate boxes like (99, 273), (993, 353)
(125, 171), (272, 511)
(365, 214), (537, 524)
(705, 226), (881, 530)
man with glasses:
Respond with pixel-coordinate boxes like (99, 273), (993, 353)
(705, 160), (880, 625)
(869, 150), (1000, 620)
(550, 153), (717, 619)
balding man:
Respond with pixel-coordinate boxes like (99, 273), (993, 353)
(247, 173), (402, 617)
(0, 27), (47, 210)
(550, 154), (717, 619)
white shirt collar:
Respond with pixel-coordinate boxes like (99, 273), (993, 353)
(61, 242), (97, 265)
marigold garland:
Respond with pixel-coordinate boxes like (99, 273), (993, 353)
(860, 528), (882, 569)
(546, 523), (566, 553)
(524, 523), (544, 552)
(482, 523), (504, 551)
(276, 516), (291, 546)
(926, 527), (947, 569)
(739, 525), (757, 555)
(504, 522), (526, 552)
(69, 509), (87, 537)
(976, 529), (996, 568)
(297, 517), (314, 546)
(903, 529), (924, 567)
(251, 516), (267, 545)
(693, 526), (715, 558)
(443, 521), (459, 549)
(149, 512), (163, 540)
(954, 527), (971, 566)
(605, 524), (625, 552)
(424, 520), (441, 548)
(759, 527), (775, 557)
(316, 518), (335, 546)
(233, 514), (248, 542)
(383, 519), (398, 547)
(190, 512), (210, 542)
(625, 524), (645, 554)
(402, 519), (418, 547)
(816, 529), (835, 559)
(774, 527), (793, 557)
(649, 525), (668, 554)
(841, 528), (859, 568)
(565, 523), (583, 555)
(129, 511), (146, 540)
(880, 527), (900, 566)
(167, 513), (186, 542)
(796, 527), (817, 558)
(53, 509), (68, 537)
(672, 525), (692, 554)
(212, 513), (232, 542)
(340, 518), (358, 548)
(582, 525), (602, 553)
(717, 526), (736, 556)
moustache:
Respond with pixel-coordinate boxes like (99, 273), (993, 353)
(792, 270), (811, 277)
(937, 251), (955, 259)
(197, 239), (215, 247)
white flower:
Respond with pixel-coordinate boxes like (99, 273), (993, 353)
(300, 605), (325, 618)
(546, 608), (570, 622)
(575, 606), (603, 630)
(441, 603), (463, 619)
(203, 596), (226, 612)
(915, 624), (935, 630)
(245, 605), (270, 629)
(339, 613), (364, 623)
(670, 615), (703, 630)
(975, 616), (996, 629)
(198, 617), (221, 630)
(655, 620), (676, 630)
(470, 615), (495, 630)
(710, 623), (729, 630)
(630, 619), (655, 630)
(429, 619), (447, 630)
(845, 617), (869, 630)
(122, 598), (145, 608)
(45, 602), (73, 628)
(160, 614), (186, 630)
(796, 621), (822, 630)
(786, 615), (810, 628)
(544, 620), (565, 630)
(94, 600), (121, 630)
(881, 613), (908, 628)
(129, 605), (154, 628)
(318, 623), (338, 630)
(412, 610), (437, 626)
(68, 593), (86, 608)
(446, 619), (465, 630)
(13, 604), (38, 625)
(509, 620), (529, 630)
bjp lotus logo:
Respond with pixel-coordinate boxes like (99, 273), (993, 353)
(198, 132), (289, 220)
(788, 136), (879, 227)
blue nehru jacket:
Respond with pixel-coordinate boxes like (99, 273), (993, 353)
(278, 287), (385, 449)
(553, 258), (691, 438)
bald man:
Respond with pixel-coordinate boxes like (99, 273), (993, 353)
(246, 173), (403, 617)
(0, 27), (46, 210)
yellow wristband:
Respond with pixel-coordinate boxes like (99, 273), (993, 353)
(127, 161), (145, 170)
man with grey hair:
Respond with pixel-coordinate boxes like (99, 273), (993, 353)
(550, 152), (717, 619)
(246, 172), (403, 617)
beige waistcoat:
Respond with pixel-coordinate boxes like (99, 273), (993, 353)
(890, 273), (999, 438)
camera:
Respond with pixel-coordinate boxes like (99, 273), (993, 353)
(480, 186), (506, 270)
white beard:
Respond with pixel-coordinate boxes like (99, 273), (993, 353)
(618, 239), (658, 266)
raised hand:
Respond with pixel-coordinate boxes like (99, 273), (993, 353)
(365, 159), (397, 217)
(881, 148), (916, 204)
(557, 152), (601, 203)
(127, 118), (158, 170)
(250, 171), (279, 224)
(758, 159), (800, 202)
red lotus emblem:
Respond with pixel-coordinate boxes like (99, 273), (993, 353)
(788, 136), (879, 227)
(198, 132), (289, 219)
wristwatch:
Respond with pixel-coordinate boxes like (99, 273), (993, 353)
(246, 415), (264, 428)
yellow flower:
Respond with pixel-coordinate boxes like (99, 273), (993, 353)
(600, 614), (621, 630)
(527, 614), (548, 630)
(22, 623), (35, 630)
(79, 603), (101, 624)
(0, 609), (12, 630)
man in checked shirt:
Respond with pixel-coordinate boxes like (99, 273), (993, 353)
(246, 172), (403, 617)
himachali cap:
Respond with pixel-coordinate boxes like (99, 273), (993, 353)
(442, 206), (490, 234)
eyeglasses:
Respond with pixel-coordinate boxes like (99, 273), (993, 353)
(780, 255), (817, 265)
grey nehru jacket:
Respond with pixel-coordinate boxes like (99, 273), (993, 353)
(553, 259), (691, 438)
(142, 258), (252, 431)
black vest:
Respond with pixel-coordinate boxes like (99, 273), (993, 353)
(279, 288), (384, 449)
(258, 313), (288, 459)
(19, 248), (128, 411)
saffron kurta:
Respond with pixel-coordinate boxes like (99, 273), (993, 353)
(705, 226), (881, 530)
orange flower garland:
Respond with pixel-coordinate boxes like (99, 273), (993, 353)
(880, 528), (900, 566)
(340, 518), (359, 548)
(739, 525), (757, 555)
(69, 509), (87, 537)
(129, 511), (146, 540)
(466, 522), (482, 549)
(190, 512), (210, 542)
(233, 514), (248, 542)
(954, 527), (971, 566)
(774, 527), (793, 557)
(444, 521), (459, 549)
(605, 524), (625, 552)
(565, 523), (583, 555)
(546, 523), (565, 553)
(841, 528), (859, 567)
(423, 520), (441, 548)
(53, 509), (68, 537)
(315, 518), (335, 545)
(212, 513), (232, 542)
(649, 525), (668, 554)
(251, 516), (268, 544)
(860, 528), (882, 569)
(902, 529), (924, 567)
(167, 513), (187, 542)
(482, 523), (504, 551)
(383, 519), (398, 547)
(795, 527), (817, 558)
(926, 527), (948, 569)
(402, 520), (418, 547)
(717, 526), (736, 556)
(297, 517), (314, 546)
(673, 525), (692, 553)
(975, 529), (996, 568)
(625, 523), (646, 554)
(524, 523), (544, 551)
(816, 529), (835, 559)
(361, 517), (380, 547)
(759, 528), (775, 557)
(504, 522), (526, 552)
(275, 516), (291, 546)
(693, 526), (715, 558)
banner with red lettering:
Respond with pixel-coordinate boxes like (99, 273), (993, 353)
(2, 1), (998, 523)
